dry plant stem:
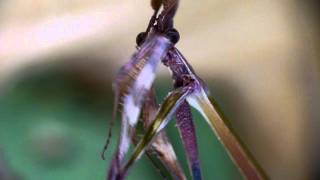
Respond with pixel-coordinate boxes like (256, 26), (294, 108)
(189, 92), (266, 180)
(167, 47), (266, 179)
(142, 90), (186, 180)
(121, 86), (193, 175)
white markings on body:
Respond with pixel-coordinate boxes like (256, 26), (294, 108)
(124, 95), (140, 126)
(118, 116), (130, 159)
(134, 64), (156, 90)
(118, 36), (172, 166)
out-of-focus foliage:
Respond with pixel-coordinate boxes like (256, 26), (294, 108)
(0, 0), (320, 179)
(0, 65), (240, 179)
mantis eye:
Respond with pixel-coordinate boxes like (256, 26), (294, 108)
(165, 28), (180, 44)
(151, 0), (162, 11)
(136, 32), (147, 46)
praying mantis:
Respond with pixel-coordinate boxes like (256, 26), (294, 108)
(102, 0), (266, 179)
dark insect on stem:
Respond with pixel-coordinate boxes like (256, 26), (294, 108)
(101, 0), (180, 161)
(103, 0), (266, 179)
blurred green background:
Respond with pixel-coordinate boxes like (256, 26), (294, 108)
(0, 65), (241, 179)
(1, 0), (320, 179)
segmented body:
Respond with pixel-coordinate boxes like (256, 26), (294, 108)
(113, 34), (171, 103)
(108, 34), (172, 180)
